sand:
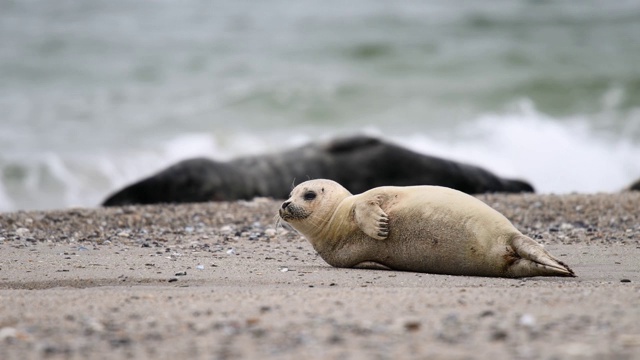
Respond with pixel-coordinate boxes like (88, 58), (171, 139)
(1, 193), (639, 359)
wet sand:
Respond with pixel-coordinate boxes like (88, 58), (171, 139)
(1, 193), (639, 359)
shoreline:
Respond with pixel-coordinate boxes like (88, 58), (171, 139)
(1, 193), (639, 359)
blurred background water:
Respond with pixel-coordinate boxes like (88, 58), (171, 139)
(1, 0), (640, 211)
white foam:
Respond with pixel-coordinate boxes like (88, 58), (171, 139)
(0, 182), (14, 212)
(399, 103), (640, 194)
(2, 108), (640, 212)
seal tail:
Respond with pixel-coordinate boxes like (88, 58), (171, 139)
(507, 235), (576, 277)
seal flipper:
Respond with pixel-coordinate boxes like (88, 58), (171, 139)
(354, 196), (389, 240)
(507, 235), (575, 277)
(353, 261), (392, 270)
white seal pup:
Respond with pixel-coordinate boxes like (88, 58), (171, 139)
(279, 179), (574, 278)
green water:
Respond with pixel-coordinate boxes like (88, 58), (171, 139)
(1, 0), (639, 210)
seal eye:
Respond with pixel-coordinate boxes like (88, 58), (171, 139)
(303, 191), (316, 201)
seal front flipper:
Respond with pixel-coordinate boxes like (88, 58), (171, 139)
(354, 196), (389, 240)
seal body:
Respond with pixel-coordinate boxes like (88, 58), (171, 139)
(103, 136), (533, 206)
(279, 179), (574, 278)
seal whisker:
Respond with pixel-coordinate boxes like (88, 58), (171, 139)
(273, 213), (282, 234)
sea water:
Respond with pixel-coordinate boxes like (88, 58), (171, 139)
(2, 0), (640, 211)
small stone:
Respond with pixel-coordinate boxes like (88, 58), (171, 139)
(110, 337), (132, 347)
(491, 328), (508, 341)
(83, 317), (105, 333)
(264, 229), (277, 237)
(479, 310), (495, 318)
(196, 265), (205, 270)
(404, 321), (421, 332)
(327, 334), (343, 344)
(168, 278), (178, 283)
(15, 228), (30, 237)
(226, 248), (236, 255)
(560, 223), (574, 230)
(519, 314), (536, 327)
(279, 267), (289, 272)
(0, 327), (17, 340)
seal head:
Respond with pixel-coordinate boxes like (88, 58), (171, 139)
(280, 179), (352, 240)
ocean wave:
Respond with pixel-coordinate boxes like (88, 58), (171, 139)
(2, 105), (640, 212)
(399, 102), (640, 194)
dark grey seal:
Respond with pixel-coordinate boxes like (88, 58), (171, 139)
(102, 135), (534, 206)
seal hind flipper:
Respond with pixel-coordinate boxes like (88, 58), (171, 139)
(508, 235), (576, 277)
(353, 261), (392, 270)
(353, 196), (389, 240)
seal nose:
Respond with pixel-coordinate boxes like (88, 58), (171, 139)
(281, 201), (291, 210)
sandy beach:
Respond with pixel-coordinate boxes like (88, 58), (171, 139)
(1, 193), (639, 359)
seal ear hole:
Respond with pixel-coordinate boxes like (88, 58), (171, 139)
(303, 191), (317, 201)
